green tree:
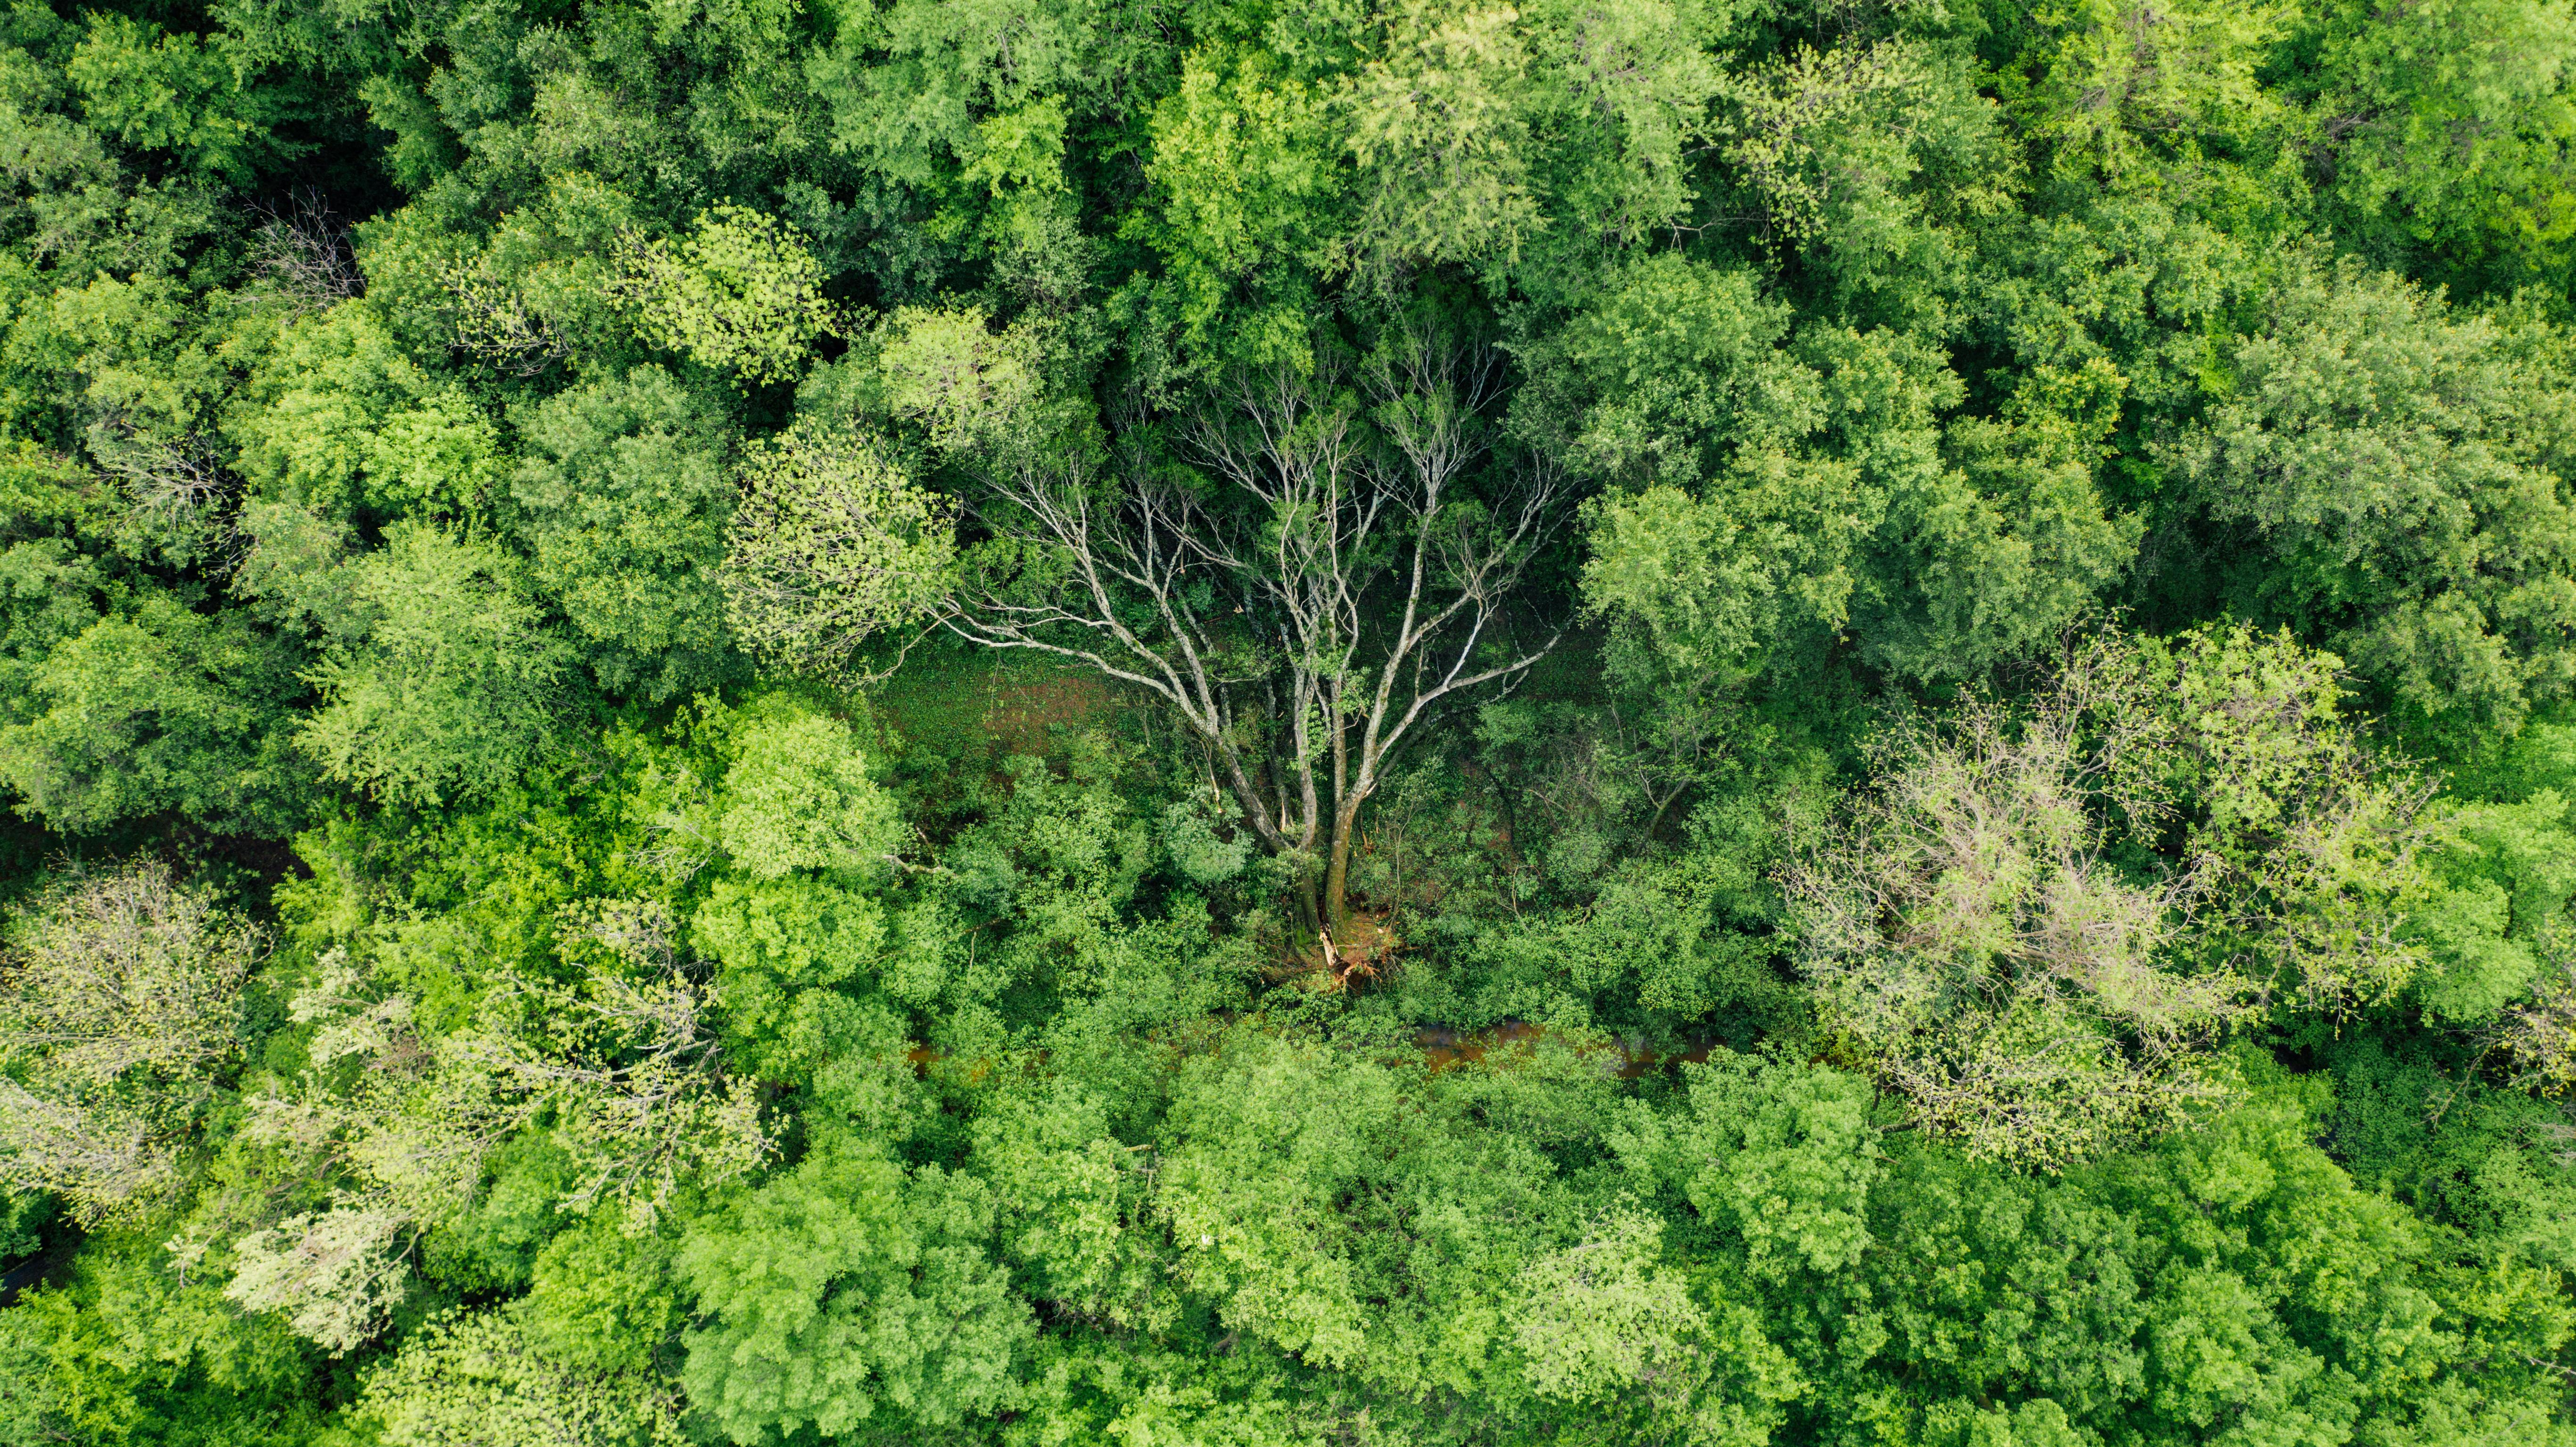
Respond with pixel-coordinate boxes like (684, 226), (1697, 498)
(0, 860), (262, 1222)
(0, 596), (312, 835)
(355, 1307), (684, 1447)
(0, 1246), (329, 1447)
(298, 525), (575, 807)
(2172, 258), (2576, 742)
(2299, 0), (2576, 298)
(676, 1141), (1032, 1444)
(511, 366), (739, 700)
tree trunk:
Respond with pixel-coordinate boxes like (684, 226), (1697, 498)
(1289, 865), (1322, 944)
(1321, 796), (1365, 935)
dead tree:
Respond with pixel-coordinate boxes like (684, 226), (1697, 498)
(947, 337), (1563, 937)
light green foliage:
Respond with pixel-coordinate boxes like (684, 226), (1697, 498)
(2142, 625), (2440, 1011)
(717, 709), (904, 880)
(1891, 360), (2141, 681)
(230, 820), (767, 1353)
(1830, 331), (2135, 684)
(37, 261), (227, 457)
(429, 172), (642, 375)
(2020, 0), (2298, 186)
(1162, 798), (1251, 885)
(1511, 1209), (1702, 1404)
(971, 1074), (1172, 1331)
(65, 15), (272, 184)
(1335, 0), (1730, 278)
(932, 749), (1189, 1012)
(299, 525), (575, 807)
(1561, 257), (1866, 679)
(877, 305), (1052, 453)
(693, 876), (893, 1080)
(0, 1189), (48, 1263)
(357, 1307), (685, 1447)
(1473, 848), (1802, 1032)
(366, 391), (507, 516)
(511, 366), (738, 699)
(1790, 627), (2438, 1168)
(1537, 255), (1813, 490)
(802, 0), (1130, 302)
(0, 861), (260, 1221)
(1342, 0), (1542, 271)
(1787, 643), (2245, 1167)
(212, 697), (853, 1359)
(1153, 1032), (1403, 1370)
(0, 460), (111, 700)
(419, 1135), (575, 1296)
(1618, 1052), (1882, 1279)
(2323, 1035), (2576, 1276)
(3, 0), (2576, 1439)
(677, 1142), (1033, 1444)
(1720, 33), (2002, 333)
(2419, 773), (2576, 1024)
(1570, 281), (2137, 688)
(2413, 723), (2576, 1090)
(806, 0), (1102, 187)
(228, 302), (460, 520)
(1623, 1061), (2573, 1447)
(524, 1215), (687, 1374)
(1138, 51), (1340, 356)
(615, 207), (834, 385)
(223, 1205), (413, 1355)
(1149, 1026), (1628, 1408)
(2501, 964), (2576, 1098)
(480, 916), (775, 1231)
(686, 701), (915, 1078)
(718, 418), (956, 681)
(1722, 39), (1936, 245)
(1508, 1207), (1798, 1446)
(1525, 0), (1725, 252)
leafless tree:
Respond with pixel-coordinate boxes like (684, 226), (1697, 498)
(250, 190), (363, 312)
(948, 335), (1564, 943)
(93, 427), (237, 542)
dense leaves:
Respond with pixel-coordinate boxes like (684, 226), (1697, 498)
(0, 0), (2573, 1444)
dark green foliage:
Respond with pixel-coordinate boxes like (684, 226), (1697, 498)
(1, 0), (2573, 1443)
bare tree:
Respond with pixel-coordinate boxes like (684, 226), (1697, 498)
(250, 190), (363, 312)
(92, 427), (238, 546)
(948, 336), (1564, 947)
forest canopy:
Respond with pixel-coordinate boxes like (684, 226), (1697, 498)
(0, 0), (2575, 1443)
